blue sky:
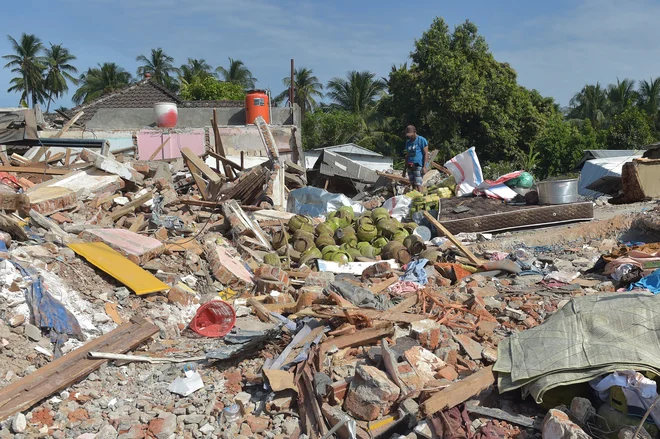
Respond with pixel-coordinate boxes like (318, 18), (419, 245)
(1, 0), (659, 109)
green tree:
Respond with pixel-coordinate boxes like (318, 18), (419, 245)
(72, 63), (132, 105)
(382, 18), (556, 163)
(638, 77), (660, 117)
(3, 33), (47, 107)
(567, 83), (608, 126)
(215, 58), (256, 89)
(179, 76), (245, 100)
(604, 107), (655, 150)
(136, 48), (178, 91)
(326, 70), (386, 118)
(302, 110), (365, 150)
(533, 115), (597, 178)
(178, 58), (213, 85)
(275, 67), (324, 119)
(607, 78), (636, 116)
(43, 44), (78, 112)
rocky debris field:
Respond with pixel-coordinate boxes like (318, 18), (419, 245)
(0, 144), (657, 439)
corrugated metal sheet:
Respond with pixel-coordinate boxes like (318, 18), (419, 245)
(313, 143), (384, 157)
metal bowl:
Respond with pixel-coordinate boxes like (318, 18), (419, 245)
(537, 178), (578, 205)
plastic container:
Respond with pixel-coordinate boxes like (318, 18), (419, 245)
(189, 300), (236, 337)
(153, 102), (178, 128)
(246, 90), (269, 124)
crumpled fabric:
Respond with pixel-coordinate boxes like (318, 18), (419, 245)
(604, 250), (660, 275)
(12, 261), (83, 358)
(629, 268), (660, 293)
(387, 280), (424, 296)
(326, 280), (390, 310)
(400, 258), (429, 285)
(430, 406), (472, 439)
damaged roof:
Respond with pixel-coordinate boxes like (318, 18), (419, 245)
(312, 143), (385, 157)
(69, 79), (243, 126)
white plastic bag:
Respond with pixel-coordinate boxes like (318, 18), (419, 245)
(382, 196), (412, 221)
(444, 147), (484, 196)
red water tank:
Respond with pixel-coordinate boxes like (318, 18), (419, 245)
(245, 90), (269, 124)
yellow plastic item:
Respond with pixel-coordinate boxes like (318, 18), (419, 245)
(68, 242), (170, 295)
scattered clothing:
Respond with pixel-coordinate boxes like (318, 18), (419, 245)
(400, 258), (429, 285)
(629, 268), (660, 294)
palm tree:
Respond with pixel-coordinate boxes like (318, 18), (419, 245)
(136, 48), (178, 90)
(72, 62), (132, 105)
(216, 58), (256, 89)
(607, 78), (636, 116)
(326, 70), (387, 117)
(43, 44), (78, 112)
(178, 58), (213, 84)
(3, 33), (46, 107)
(275, 67), (324, 119)
(567, 82), (608, 126)
(638, 77), (660, 116)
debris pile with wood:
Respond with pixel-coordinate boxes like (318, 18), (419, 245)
(0, 114), (658, 439)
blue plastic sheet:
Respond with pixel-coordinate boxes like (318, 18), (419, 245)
(12, 261), (83, 357)
(629, 269), (660, 294)
(400, 258), (429, 285)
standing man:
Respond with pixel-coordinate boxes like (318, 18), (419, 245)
(402, 125), (429, 192)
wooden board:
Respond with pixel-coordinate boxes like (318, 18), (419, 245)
(0, 166), (70, 175)
(421, 366), (495, 415)
(423, 210), (481, 265)
(0, 317), (158, 421)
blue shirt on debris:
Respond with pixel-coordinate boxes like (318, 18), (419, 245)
(406, 135), (428, 166)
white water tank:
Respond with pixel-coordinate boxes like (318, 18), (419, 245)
(154, 102), (178, 128)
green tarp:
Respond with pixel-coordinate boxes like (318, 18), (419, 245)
(495, 292), (660, 402)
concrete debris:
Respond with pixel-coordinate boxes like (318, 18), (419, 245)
(0, 125), (655, 439)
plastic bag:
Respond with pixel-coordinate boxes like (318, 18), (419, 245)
(444, 147), (484, 196)
(382, 195), (412, 221)
(287, 187), (364, 218)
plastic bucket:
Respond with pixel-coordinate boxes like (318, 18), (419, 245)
(190, 300), (236, 337)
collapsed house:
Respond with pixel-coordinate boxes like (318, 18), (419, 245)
(0, 96), (657, 439)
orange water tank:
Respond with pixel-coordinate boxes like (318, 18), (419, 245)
(246, 90), (270, 124)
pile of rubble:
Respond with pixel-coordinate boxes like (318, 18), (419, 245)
(0, 129), (658, 439)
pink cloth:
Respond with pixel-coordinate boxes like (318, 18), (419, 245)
(604, 250), (660, 275)
(388, 280), (423, 296)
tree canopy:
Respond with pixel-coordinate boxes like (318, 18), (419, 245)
(179, 76), (246, 101)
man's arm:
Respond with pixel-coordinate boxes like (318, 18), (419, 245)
(422, 146), (429, 173)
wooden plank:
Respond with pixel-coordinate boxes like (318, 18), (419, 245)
(181, 147), (223, 201)
(39, 152), (65, 164)
(377, 171), (410, 183)
(0, 317), (158, 421)
(10, 153), (32, 166)
(320, 326), (394, 352)
(0, 166), (70, 175)
(53, 110), (84, 138)
(423, 211), (481, 265)
(207, 150), (242, 171)
(30, 147), (47, 163)
(0, 150), (9, 166)
(431, 162), (452, 175)
(110, 191), (153, 221)
(247, 297), (280, 325)
(148, 137), (171, 161)
(129, 214), (146, 232)
(64, 148), (72, 166)
(369, 276), (399, 294)
(388, 294), (418, 313)
(421, 366), (495, 416)
(465, 402), (539, 429)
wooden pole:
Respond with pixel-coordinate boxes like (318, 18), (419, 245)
(423, 210), (482, 265)
(289, 59), (295, 107)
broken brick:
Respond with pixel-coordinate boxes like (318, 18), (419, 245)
(410, 319), (445, 350)
(344, 364), (400, 421)
(206, 243), (254, 293)
(28, 186), (77, 215)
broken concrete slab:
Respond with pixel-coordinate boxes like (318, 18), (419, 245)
(404, 346), (446, 383)
(453, 334), (484, 361)
(28, 186), (77, 215)
(205, 241), (254, 293)
(343, 364), (400, 421)
(79, 149), (144, 184)
(80, 228), (164, 264)
(27, 169), (123, 199)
